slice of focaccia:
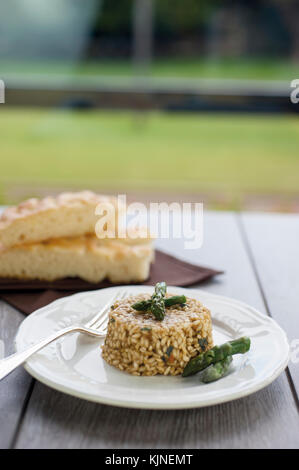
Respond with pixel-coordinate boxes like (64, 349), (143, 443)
(0, 191), (124, 250)
(0, 234), (154, 283)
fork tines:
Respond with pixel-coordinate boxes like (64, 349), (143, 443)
(85, 290), (128, 332)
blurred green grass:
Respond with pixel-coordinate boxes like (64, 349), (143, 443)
(0, 108), (299, 204)
(1, 58), (299, 80)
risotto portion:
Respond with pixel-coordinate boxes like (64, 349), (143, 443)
(102, 293), (213, 376)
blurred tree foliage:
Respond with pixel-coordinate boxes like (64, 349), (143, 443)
(155, 0), (215, 36)
(93, 0), (216, 36)
(93, 0), (133, 35)
(91, 0), (298, 58)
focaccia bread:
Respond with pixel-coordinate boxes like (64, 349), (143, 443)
(0, 234), (153, 283)
(0, 191), (124, 250)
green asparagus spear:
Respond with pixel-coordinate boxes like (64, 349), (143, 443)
(156, 281), (167, 296)
(131, 299), (152, 311)
(201, 356), (233, 383)
(132, 295), (187, 312)
(165, 295), (187, 307)
(151, 282), (167, 321)
(182, 337), (250, 377)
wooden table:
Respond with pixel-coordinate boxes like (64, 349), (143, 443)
(1, 211), (298, 449)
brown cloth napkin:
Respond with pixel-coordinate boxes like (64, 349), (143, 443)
(0, 250), (222, 315)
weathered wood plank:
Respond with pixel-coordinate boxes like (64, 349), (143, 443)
(14, 376), (299, 449)
(241, 212), (299, 398)
(13, 211), (299, 449)
(157, 211), (266, 310)
(0, 301), (33, 449)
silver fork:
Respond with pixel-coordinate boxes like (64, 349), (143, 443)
(0, 290), (128, 381)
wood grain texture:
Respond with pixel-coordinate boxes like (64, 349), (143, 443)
(0, 301), (33, 449)
(156, 211), (266, 311)
(240, 212), (299, 398)
(14, 375), (299, 449)
(13, 211), (299, 449)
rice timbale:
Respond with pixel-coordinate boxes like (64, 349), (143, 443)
(102, 293), (213, 376)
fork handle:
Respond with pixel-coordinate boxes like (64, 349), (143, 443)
(0, 325), (94, 381)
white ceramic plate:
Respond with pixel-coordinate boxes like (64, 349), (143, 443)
(15, 286), (290, 409)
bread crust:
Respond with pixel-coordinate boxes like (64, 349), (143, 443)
(0, 191), (124, 250)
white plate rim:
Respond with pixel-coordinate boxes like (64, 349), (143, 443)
(15, 286), (290, 409)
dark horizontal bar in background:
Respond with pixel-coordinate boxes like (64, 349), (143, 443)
(4, 76), (298, 113)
